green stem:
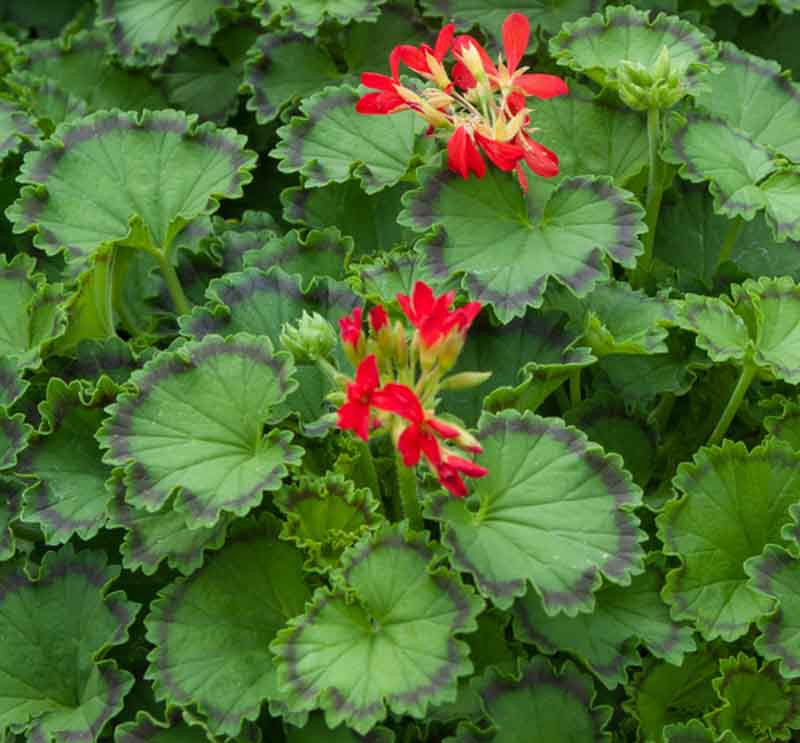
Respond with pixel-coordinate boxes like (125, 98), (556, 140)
(633, 107), (664, 287)
(155, 253), (191, 316)
(92, 250), (117, 338)
(396, 451), (422, 530)
(569, 369), (581, 407)
(556, 384), (570, 413)
(717, 217), (744, 267)
(708, 363), (756, 445)
(357, 439), (381, 501)
(650, 392), (675, 433)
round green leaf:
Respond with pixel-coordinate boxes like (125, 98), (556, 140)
(664, 114), (800, 242)
(658, 439), (800, 641)
(343, 7), (426, 75)
(17, 377), (116, 544)
(426, 410), (645, 614)
(676, 294), (750, 364)
(513, 566), (695, 689)
(400, 163), (645, 322)
(764, 400), (800, 451)
(97, 0), (237, 66)
(256, 0), (388, 36)
(98, 333), (302, 528)
(0, 357), (26, 410)
(272, 84), (426, 194)
(0, 99), (37, 162)
(0, 545), (137, 740)
(550, 6), (716, 96)
(114, 711), (209, 742)
(662, 721), (719, 743)
(0, 410), (30, 472)
(0, 477), (22, 561)
(286, 713), (395, 742)
(244, 32), (342, 124)
(272, 525), (483, 734)
(146, 521), (311, 737)
(7, 109), (257, 269)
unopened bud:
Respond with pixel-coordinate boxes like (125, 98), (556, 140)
(425, 52), (451, 90)
(652, 45), (671, 83)
(439, 371), (493, 390)
(280, 311), (337, 363)
(461, 42), (488, 84)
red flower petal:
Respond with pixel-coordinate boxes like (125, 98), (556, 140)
(507, 90), (527, 114)
(339, 307), (362, 345)
(447, 126), (486, 179)
(354, 353), (380, 390)
(369, 305), (388, 332)
(389, 45), (430, 80)
(515, 73), (569, 99)
(360, 72), (397, 91)
(434, 454), (489, 496)
(475, 133), (525, 172)
(515, 163), (529, 192)
(427, 417), (461, 439)
(397, 424), (424, 466)
(502, 12), (530, 74)
(453, 301), (482, 331)
(520, 134), (559, 178)
(446, 454), (489, 478)
(337, 400), (371, 440)
(355, 91), (407, 114)
(451, 60), (477, 90)
(434, 23), (456, 60)
(372, 382), (424, 423)
(452, 35), (497, 76)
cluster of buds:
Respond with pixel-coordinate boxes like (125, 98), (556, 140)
(336, 281), (490, 497)
(616, 45), (686, 111)
(356, 13), (569, 191)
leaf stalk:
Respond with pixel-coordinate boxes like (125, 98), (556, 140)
(708, 362), (756, 445)
(396, 450), (422, 530)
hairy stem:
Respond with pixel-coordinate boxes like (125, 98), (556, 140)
(708, 362), (756, 445)
(155, 253), (191, 317)
(357, 438), (382, 502)
(633, 107), (664, 286)
(569, 369), (581, 407)
(396, 451), (422, 530)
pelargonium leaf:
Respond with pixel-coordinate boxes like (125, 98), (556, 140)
(243, 32), (342, 124)
(255, 0), (388, 36)
(114, 710), (209, 742)
(1, 0), (88, 37)
(597, 350), (704, 403)
(285, 713), (395, 742)
(745, 545), (800, 679)
(16, 377), (116, 544)
(98, 333), (302, 528)
(513, 566), (695, 689)
(658, 439), (800, 641)
(275, 473), (383, 572)
(356, 251), (453, 302)
(0, 254), (66, 369)
(664, 114), (800, 242)
(531, 86), (649, 185)
(662, 721), (721, 743)
(282, 181), (412, 254)
(0, 477), (22, 561)
(272, 525), (483, 734)
(465, 658), (612, 742)
(420, 0), (599, 39)
(0, 358), (26, 410)
(343, 7), (426, 75)
(242, 227), (353, 286)
(708, 653), (800, 741)
(9, 72), (89, 130)
(107, 471), (228, 576)
(426, 410), (645, 614)
(0, 99), (37, 162)
(97, 0), (237, 66)
(18, 31), (169, 114)
(399, 162), (645, 322)
(626, 652), (721, 743)
(0, 545), (137, 740)
(550, 6), (716, 96)
(764, 400), (800, 451)
(676, 294), (750, 364)
(7, 109), (257, 270)
(696, 43), (800, 161)
(0, 410), (30, 472)
(145, 517), (310, 737)
(272, 84), (426, 194)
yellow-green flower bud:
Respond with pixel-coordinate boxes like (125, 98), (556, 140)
(280, 311), (338, 363)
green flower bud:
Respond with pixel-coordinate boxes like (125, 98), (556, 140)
(280, 311), (338, 363)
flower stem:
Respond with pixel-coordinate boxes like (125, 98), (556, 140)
(708, 362), (756, 445)
(357, 438), (382, 502)
(633, 107), (664, 287)
(717, 217), (744, 267)
(396, 451), (422, 530)
(155, 253), (191, 316)
(569, 369), (581, 407)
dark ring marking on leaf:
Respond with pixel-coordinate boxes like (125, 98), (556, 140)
(24, 481), (107, 538)
(23, 33), (106, 64)
(245, 33), (308, 121)
(719, 45), (800, 103)
(483, 663), (591, 707)
(0, 416), (28, 469)
(0, 366), (23, 407)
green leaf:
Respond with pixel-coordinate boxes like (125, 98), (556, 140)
(399, 163), (645, 322)
(764, 400), (800, 451)
(97, 0), (237, 66)
(0, 254), (66, 369)
(8, 109), (256, 269)
(8, 71), (89, 130)
(626, 652), (721, 743)
(664, 114), (800, 242)
(275, 473), (383, 572)
(244, 32), (342, 124)
(343, 6), (426, 75)
(0, 545), (137, 740)
(285, 713), (395, 743)
(420, 0), (598, 38)
(513, 566), (695, 688)
(676, 294), (750, 364)
(0, 99), (37, 162)
(282, 181), (412, 255)
(662, 721), (720, 743)
(20, 30), (170, 113)
(98, 333), (302, 528)
(356, 251), (453, 302)
(427, 410), (645, 613)
(272, 525), (483, 734)
(107, 471), (228, 576)
(466, 657), (612, 742)
(658, 439), (800, 641)
(696, 43), (800, 161)
(0, 410), (30, 472)
(114, 710), (209, 742)
(0, 476), (22, 561)
(0, 358), (26, 410)
(16, 377), (116, 544)
(597, 351), (703, 402)
(256, 0), (389, 36)
(272, 84), (426, 194)
(146, 519), (311, 737)
(550, 6), (716, 95)
(708, 653), (800, 742)
(530, 86), (649, 186)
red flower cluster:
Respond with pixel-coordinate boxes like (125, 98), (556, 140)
(336, 281), (488, 497)
(356, 13), (568, 191)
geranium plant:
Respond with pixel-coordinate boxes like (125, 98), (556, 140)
(1, 1), (800, 742)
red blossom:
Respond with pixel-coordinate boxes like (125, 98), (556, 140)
(397, 281), (481, 347)
(355, 73), (409, 115)
(434, 454), (489, 497)
(390, 23), (455, 81)
(337, 355), (381, 441)
(447, 126), (486, 179)
(369, 305), (389, 332)
(339, 307), (363, 347)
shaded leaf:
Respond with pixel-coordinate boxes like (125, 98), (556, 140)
(114, 710), (209, 742)
(0, 477), (22, 561)
(0, 99), (37, 162)
(256, 0), (389, 36)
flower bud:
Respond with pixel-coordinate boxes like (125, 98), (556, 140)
(461, 42), (488, 85)
(280, 311), (338, 363)
(439, 371), (493, 390)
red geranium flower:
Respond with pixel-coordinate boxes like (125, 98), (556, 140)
(434, 453), (489, 497)
(337, 354), (380, 441)
(369, 305), (389, 332)
(355, 73), (409, 115)
(339, 307), (363, 347)
(372, 383), (461, 466)
(447, 126), (528, 178)
(390, 23), (455, 83)
(397, 281), (482, 347)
